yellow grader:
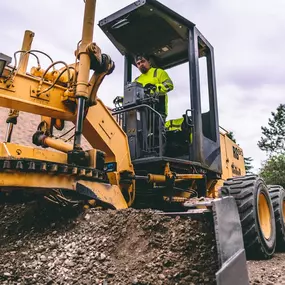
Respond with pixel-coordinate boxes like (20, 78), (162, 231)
(0, 0), (284, 284)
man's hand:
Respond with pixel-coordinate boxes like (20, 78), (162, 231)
(113, 96), (123, 104)
(144, 83), (157, 93)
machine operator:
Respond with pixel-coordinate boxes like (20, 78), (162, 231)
(133, 54), (174, 121)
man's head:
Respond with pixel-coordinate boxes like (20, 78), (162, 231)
(134, 54), (151, 74)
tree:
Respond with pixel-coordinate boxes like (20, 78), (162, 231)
(226, 131), (236, 143)
(258, 104), (285, 155)
(244, 156), (254, 174)
(259, 154), (285, 188)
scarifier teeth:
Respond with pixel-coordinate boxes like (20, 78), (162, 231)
(3, 160), (11, 169)
(50, 164), (58, 172)
(61, 165), (69, 173)
(16, 161), (24, 170)
(28, 162), (36, 170)
(0, 158), (106, 182)
(40, 163), (47, 171)
(72, 167), (78, 175)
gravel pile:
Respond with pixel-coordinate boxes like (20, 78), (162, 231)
(0, 201), (218, 285)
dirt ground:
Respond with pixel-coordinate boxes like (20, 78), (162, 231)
(248, 254), (285, 284)
(0, 201), (218, 285)
(1, 200), (285, 285)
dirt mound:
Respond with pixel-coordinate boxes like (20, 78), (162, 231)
(0, 202), (218, 285)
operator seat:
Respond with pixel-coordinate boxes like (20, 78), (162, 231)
(164, 114), (192, 157)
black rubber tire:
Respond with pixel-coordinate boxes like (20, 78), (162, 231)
(221, 175), (276, 259)
(268, 185), (285, 251)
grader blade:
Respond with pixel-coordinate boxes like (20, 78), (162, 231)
(212, 197), (249, 285)
(180, 196), (250, 285)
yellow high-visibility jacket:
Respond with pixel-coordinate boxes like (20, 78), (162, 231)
(165, 117), (193, 143)
(134, 67), (174, 116)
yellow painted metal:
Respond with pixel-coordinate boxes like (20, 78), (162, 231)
(176, 174), (204, 180)
(87, 149), (98, 169)
(83, 98), (134, 174)
(206, 179), (218, 198)
(164, 162), (172, 176)
(88, 63), (113, 106)
(0, 172), (128, 210)
(30, 67), (45, 77)
(0, 72), (75, 120)
(148, 174), (166, 183)
(0, 142), (67, 164)
(0, 66), (133, 173)
(76, 179), (127, 209)
(30, 67), (75, 84)
(18, 30), (35, 74)
(43, 137), (73, 153)
(0, 143), (101, 169)
(0, 66), (135, 204)
(258, 193), (272, 240)
(76, 0), (96, 99)
(211, 132), (247, 197)
(148, 173), (203, 183)
(5, 30), (35, 143)
(0, 0), (136, 208)
(219, 132), (246, 180)
(163, 196), (188, 203)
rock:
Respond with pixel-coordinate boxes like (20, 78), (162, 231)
(3, 272), (11, 277)
(99, 253), (106, 261)
(64, 259), (75, 267)
(40, 255), (47, 262)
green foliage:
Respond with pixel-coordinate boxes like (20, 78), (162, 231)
(244, 157), (254, 174)
(259, 154), (285, 188)
(258, 104), (285, 155)
(226, 131), (236, 143)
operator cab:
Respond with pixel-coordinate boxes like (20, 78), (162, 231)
(99, 0), (221, 175)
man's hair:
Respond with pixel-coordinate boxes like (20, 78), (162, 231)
(134, 53), (150, 63)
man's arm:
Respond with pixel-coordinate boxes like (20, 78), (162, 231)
(156, 69), (174, 94)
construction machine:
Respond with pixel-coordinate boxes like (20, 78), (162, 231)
(1, 0), (284, 284)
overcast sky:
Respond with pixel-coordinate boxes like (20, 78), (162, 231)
(1, 0), (285, 172)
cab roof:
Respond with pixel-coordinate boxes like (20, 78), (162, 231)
(98, 0), (196, 69)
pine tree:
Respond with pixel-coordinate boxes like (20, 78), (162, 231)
(258, 104), (285, 155)
(244, 157), (254, 174)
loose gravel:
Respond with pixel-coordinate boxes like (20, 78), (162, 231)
(0, 201), (218, 285)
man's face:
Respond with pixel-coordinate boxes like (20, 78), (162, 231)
(135, 57), (151, 74)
